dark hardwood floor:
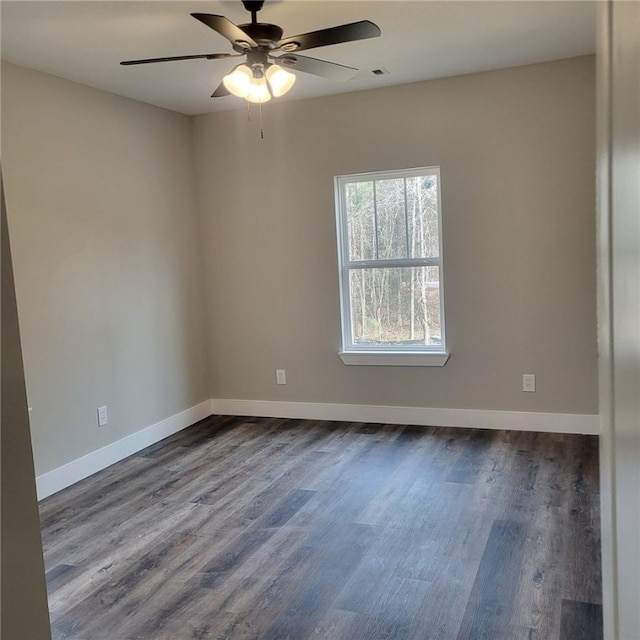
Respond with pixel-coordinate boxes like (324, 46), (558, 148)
(39, 416), (602, 640)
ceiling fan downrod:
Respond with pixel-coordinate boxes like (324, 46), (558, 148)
(242, 1), (265, 24)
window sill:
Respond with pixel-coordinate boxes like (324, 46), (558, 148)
(339, 351), (450, 367)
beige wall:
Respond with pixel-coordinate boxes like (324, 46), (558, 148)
(193, 55), (598, 414)
(1, 63), (210, 475)
(1, 55), (597, 482)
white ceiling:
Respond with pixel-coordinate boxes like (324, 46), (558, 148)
(1, 1), (597, 116)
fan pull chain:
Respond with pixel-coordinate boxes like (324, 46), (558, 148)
(259, 101), (264, 140)
(244, 100), (265, 140)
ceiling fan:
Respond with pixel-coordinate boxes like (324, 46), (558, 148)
(121, 0), (381, 103)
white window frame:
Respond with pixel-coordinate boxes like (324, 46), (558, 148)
(334, 166), (449, 367)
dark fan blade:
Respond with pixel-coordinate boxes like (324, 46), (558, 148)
(191, 14), (257, 49)
(274, 53), (358, 81)
(212, 82), (231, 98)
(121, 53), (233, 66)
(277, 20), (380, 53)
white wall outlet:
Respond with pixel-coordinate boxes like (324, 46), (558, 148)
(276, 369), (287, 385)
(522, 374), (536, 393)
(97, 405), (108, 426)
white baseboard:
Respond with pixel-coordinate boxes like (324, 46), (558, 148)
(37, 398), (599, 500)
(211, 399), (600, 436)
(36, 400), (213, 500)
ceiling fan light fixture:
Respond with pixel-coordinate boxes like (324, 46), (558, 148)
(222, 64), (253, 97)
(266, 64), (296, 97)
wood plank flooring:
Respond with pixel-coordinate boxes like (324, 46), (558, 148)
(39, 416), (602, 640)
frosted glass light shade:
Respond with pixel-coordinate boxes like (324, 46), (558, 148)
(222, 65), (252, 97)
(266, 65), (296, 97)
(246, 76), (271, 103)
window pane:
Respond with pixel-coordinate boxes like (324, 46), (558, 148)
(374, 178), (407, 260)
(406, 174), (440, 258)
(346, 181), (375, 260)
(348, 266), (442, 347)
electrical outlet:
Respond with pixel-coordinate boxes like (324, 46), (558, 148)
(276, 369), (287, 385)
(97, 405), (108, 426)
(522, 374), (536, 393)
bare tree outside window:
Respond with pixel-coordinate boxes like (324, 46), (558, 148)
(336, 167), (445, 353)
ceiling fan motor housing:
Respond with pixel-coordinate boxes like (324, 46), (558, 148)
(234, 23), (284, 51)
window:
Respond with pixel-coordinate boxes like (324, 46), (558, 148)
(334, 166), (448, 366)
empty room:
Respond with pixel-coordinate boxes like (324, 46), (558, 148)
(1, 1), (638, 639)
